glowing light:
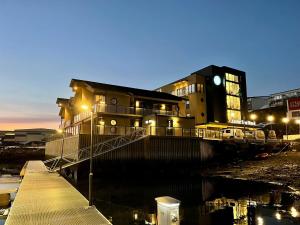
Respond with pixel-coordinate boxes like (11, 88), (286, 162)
(257, 216), (264, 225)
(135, 101), (140, 108)
(213, 75), (222, 86)
(275, 212), (281, 220)
(295, 119), (300, 125)
(134, 213), (138, 220)
(81, 104), (89, 111)
(250, 113), (257, 121)
(57, 129), (63, 134)
(161, 104), (166, 110)
(282, 117), (289, 124)
(291, 207), (299, 217)
(73, 86), (78, 91)
(267, 115), (274, 122)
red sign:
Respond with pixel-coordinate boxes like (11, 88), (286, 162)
(288, 98), (300, 111)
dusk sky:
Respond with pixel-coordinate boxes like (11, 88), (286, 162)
(0, 0), (300, 130)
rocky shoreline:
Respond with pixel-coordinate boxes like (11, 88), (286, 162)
(203, 151), (300, 195)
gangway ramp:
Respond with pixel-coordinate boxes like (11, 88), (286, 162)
(5, 161), (112, 225)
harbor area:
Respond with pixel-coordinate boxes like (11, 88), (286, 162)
(4, 161), (111, 225)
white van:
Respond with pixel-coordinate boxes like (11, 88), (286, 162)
(222, 128), (244, 139)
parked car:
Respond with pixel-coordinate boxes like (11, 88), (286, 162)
(222, 128), (244, 139)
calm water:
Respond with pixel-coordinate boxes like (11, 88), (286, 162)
(77, 176), (300, 225)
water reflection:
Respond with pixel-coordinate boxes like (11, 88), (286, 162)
(76, 176), (300, 225)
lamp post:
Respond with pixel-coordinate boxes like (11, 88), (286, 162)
(267, 115), (275, 130)
(81, 104), (94, 207)
(296, 119), (300, 135)
(57, 128), (65, 175)
(282, 117), (289, 140)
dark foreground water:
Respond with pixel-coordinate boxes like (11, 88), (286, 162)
(76, 174), (300, 225)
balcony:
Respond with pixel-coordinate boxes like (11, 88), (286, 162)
(73, 104), (180, 124)
(94, 103), (178, 116)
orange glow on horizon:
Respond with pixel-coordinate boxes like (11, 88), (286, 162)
(0, 121), (59, 131)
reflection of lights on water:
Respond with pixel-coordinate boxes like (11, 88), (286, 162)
(291, 207), (299, 218)
(275, 212), (281, 220)
(257, 216), (264, 225)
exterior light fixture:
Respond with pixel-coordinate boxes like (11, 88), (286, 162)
(213, 75), (222, 86)
(282, 117), (289, 140)
(257, 216), (264, 225)
(275, 212), (281, 220)
(81, 104), (89, 111)
(291, 207), (299, 217)
(57, 129), (63, 134)
(250, 113), (257, 121)
(282, 117), (289, 123)
(267, 115), (274, 122)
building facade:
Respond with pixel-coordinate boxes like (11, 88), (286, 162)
(58, 79), (194, 136)
(56, 65), (248, 137)
(247, 96), (269, 112)
(156, 65), (248, 128)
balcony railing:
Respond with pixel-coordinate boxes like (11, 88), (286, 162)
(79, 125), (222, 139)
(74, 111), (91, 123)
(94, 103), (178, 116)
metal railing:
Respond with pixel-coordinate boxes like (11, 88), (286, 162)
(44, 127), (147, 172)
(94, 103), (178, 116)
(146, 126), (223, 139)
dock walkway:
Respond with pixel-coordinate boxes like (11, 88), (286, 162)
(5, 160), (111, 225)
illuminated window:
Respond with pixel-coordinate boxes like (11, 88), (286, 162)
(197, 83), (204, 93)
(227, 110), (241, 121)
(95, 95), (105, 104)
(226, 96), (241, 110)
(225, 73), (239, 82)
(226, 82), (240, 96)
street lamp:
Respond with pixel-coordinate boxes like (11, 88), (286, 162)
(295, 119), (300, 135)
(282, 117), (289, 140)
(81, 104), (94, 207)
(57, 128), (65, 174)
(267, 115), (275, 130)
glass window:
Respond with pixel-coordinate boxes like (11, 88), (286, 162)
(186, 100), (190, 109)
(191, 84), (195, 93)
(226, 96), (241, 110)
(227, 110), (241, 121)
(226, 82), (240, 96)
(225, 73), (239, 82)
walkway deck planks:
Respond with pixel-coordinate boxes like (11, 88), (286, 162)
(5, 161), (111, 225)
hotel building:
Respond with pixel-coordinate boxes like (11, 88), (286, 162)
(57, 65), (248, 137)
(157, 65), (248, 129)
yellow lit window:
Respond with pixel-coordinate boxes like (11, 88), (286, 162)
(226, 96), (241, 110)
(227, 110), (241, 121)
(226, 82), (240, 96)
(225, 73), (239, 82)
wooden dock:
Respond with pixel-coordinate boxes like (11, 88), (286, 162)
(5, 161), (111, 225)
